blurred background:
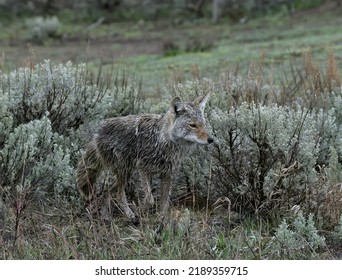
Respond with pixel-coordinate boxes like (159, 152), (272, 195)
(0, 0), (341, 69)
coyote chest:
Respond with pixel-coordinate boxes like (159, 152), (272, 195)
(136, 132), (194, 173)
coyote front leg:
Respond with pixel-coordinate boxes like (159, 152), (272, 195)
(139, 169), (154, 210)
(159, 172), (172, 221)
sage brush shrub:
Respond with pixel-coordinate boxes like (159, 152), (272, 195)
(0, 117), (73, 199)
(0, 60), (113, 135)
(268, 212), (326, 259)
(171, 79), (341, 229)
(0, 60), (142, 211)
(0, 61), (142, 254)
(211, 104), (341, 219)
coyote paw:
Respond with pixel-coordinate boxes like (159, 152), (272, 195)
(142, 194), (155, 209)
(130, 216), (140, 226)
(123, 206), (136, 221)
(157, 213), (169, 226)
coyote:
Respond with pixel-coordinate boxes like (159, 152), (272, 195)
(76, 93), (213, 222)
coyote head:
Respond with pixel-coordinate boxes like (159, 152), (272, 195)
(166, 92), (214, 145)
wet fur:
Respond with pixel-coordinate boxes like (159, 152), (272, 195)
(76, 94), (212, 222)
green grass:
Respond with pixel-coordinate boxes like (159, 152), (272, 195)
(107, 9), (342, 94)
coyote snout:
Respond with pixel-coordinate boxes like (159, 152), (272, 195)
(184, 122), (214, 145)
(76, 93), (213, 223)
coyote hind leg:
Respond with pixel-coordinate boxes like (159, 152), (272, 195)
(116, 173), (136, 222)
(76, 140), (102, 201)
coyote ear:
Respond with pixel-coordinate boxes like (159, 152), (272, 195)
(194, 92), (211, 113)
(171, 96), (185, 115)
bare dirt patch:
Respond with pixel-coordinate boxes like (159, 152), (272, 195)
(2, 35), (164, 67)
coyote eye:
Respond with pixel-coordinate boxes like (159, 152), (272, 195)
(189, 123), (197, 129)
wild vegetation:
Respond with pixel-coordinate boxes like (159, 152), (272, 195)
(0, 1), (341, 259)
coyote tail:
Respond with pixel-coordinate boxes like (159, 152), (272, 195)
(76, 140), (102, 201)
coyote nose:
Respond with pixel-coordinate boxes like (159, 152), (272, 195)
(207, 136), (214, 144)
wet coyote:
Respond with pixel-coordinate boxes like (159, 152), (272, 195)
(76, 93), (213, 222)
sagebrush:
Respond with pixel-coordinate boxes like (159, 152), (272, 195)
(0, 56), (340, 259)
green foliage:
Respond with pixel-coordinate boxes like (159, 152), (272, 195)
(294, 0), (327, 10)
(0, 117), (73, 196)
(326, 147), (342, 184)
(268, 212), (326, 259)
(1, 60), (111, 134)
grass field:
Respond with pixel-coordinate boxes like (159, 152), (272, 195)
(0, 2), (341, 259)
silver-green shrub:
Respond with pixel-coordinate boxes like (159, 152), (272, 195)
(0, 60), (340, 233)
(267, 212), (326, 259)
(0, 117), (73, 198)
(0, 61), (142, 208)
(1, 60), (113, 134)
(170, 78), (341, 228)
